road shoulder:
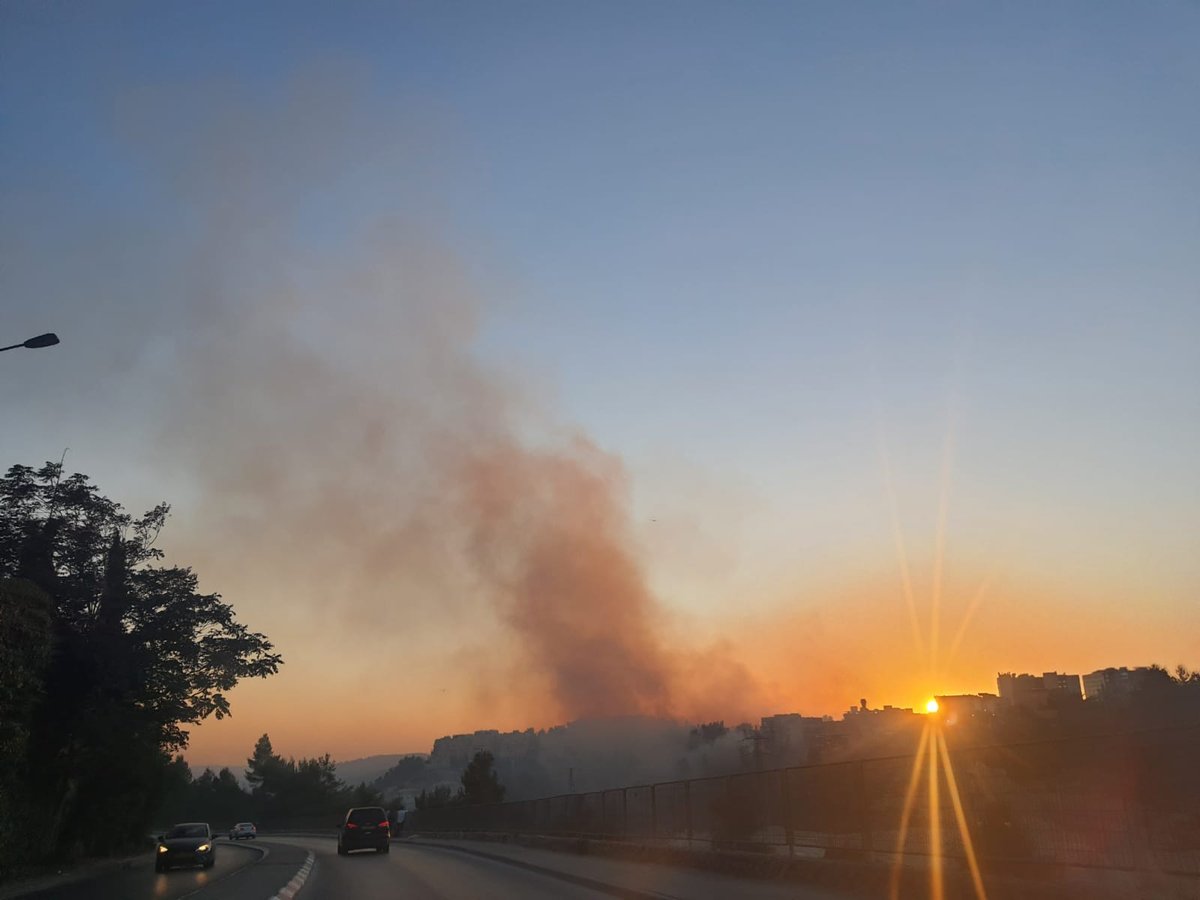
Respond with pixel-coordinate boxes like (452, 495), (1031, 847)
(405, 836), (856, 899)
(0, 852), (147, 900)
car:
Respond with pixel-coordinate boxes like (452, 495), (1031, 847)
(229, 822), (257, 840)
(155, 822), (215, 872)
(337, 806), (390, 855)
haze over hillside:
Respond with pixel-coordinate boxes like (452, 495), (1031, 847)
(190, 753), (421, 788)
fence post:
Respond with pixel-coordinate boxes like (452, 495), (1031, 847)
(723, 775), (733, 848)
(684, 780), (693, 849)
(783, 768), (794, 855)
(650, 784), (658, 843)
(856, 759), (872, 856)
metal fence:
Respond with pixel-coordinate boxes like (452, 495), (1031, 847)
(406, 724), (1200, 875)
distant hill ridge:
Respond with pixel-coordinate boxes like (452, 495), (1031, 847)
(190, 753), (426, 788)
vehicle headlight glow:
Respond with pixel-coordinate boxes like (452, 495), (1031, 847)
(197, 843), (211, 852)
(158, 845), (168, 853)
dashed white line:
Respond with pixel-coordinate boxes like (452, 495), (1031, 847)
(269, 851), (315, 900)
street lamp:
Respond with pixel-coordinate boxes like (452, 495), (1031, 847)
(0, 332), (60, 353)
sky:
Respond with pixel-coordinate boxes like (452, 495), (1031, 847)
(2, 1), (1197, 766)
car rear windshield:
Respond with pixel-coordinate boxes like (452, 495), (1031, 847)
(167, 824), (208, 838)
(348, 807), (385, 825)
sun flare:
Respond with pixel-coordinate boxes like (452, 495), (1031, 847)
(925, 698), (940, 714)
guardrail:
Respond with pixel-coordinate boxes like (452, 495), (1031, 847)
(406, 723), (1200, 876)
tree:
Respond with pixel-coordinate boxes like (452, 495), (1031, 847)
(383, 793), (406, 813)
(288, 754), (342, 817)
(348, 781), (385, 808)
(0, 462), (282, 862)
(156, 755), (195, 824)
(376, 755), (429, 792)
(688, 721), (728, 749)
(1174, 665), (1200, 685)
(196, 767), (252, 823)
(415, 784), (456, 809)
(459, 750), (505, 805)
(246, 733), (290, 799)
(0, 579), (54, 873)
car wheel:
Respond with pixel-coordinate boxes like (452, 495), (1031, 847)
(337, 844), (347, 856)
(155, 863), (165, 874)
(378, 843), (389, 854)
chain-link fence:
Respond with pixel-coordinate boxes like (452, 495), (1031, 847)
(406, 724), (1200, 875)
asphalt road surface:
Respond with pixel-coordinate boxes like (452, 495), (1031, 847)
(10, 835), (858, 900)
(9, 837), (615, 900)
(277, 835), (612, 899)
(270, 835), (853, 900)
(12, 839), (276, 900)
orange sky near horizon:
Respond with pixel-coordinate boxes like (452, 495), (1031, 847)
(183, 552), (1196, 766)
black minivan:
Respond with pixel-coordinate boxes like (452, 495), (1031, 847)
(337, 806), (390, 855)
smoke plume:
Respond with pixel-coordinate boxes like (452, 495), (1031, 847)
(120, 70), (759, 728)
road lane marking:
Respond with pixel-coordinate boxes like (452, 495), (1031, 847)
(268, 851), (315, 900)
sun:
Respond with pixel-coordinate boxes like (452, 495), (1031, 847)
(925, 698), (940, 714)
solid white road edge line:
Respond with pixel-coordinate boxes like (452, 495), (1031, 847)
(269, 851), (315, 900)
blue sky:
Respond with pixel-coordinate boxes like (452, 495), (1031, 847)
(2, 1), (1198, 756)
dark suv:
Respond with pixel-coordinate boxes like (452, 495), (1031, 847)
(337, 806), (390, 855)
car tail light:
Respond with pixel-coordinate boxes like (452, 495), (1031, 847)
(379, 820), (390, 828)
(346, 822), (358, 829)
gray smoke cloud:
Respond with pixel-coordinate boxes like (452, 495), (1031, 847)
(115, 70), (762, 725)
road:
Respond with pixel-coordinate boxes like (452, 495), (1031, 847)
(9, 837), (613, 900)
(8, 834), (857, 900)
(289, 835), (612, 899)
(11, 839), (278, 900)
(271, 835), (857, 899)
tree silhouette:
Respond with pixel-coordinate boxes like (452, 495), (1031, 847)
(415, 784), (456, 809)
(0, 579), (54, 870)
(246, 733), (289, 798)
(459, 750), (506, 805)
(0, 462), (282, 866)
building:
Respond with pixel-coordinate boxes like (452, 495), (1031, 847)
(997, 671), (1082, 709)
(1083, 666), (1173, 701)
(429, 728), (539, 770)
(759, 713), (831, 765)
(835, 700), (922, 756)
(934, 693), (1001, 725)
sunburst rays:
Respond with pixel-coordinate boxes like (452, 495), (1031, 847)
(929, 404), (957, 679)
(889, 723), (933, 900)
(877, 388), (991, 899)
(887, 720), (989, 900)
(938, 730), (989, 900)
(878, 425), (927, 660)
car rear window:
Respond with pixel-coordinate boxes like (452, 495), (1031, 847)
(348, 807), (385, 825)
